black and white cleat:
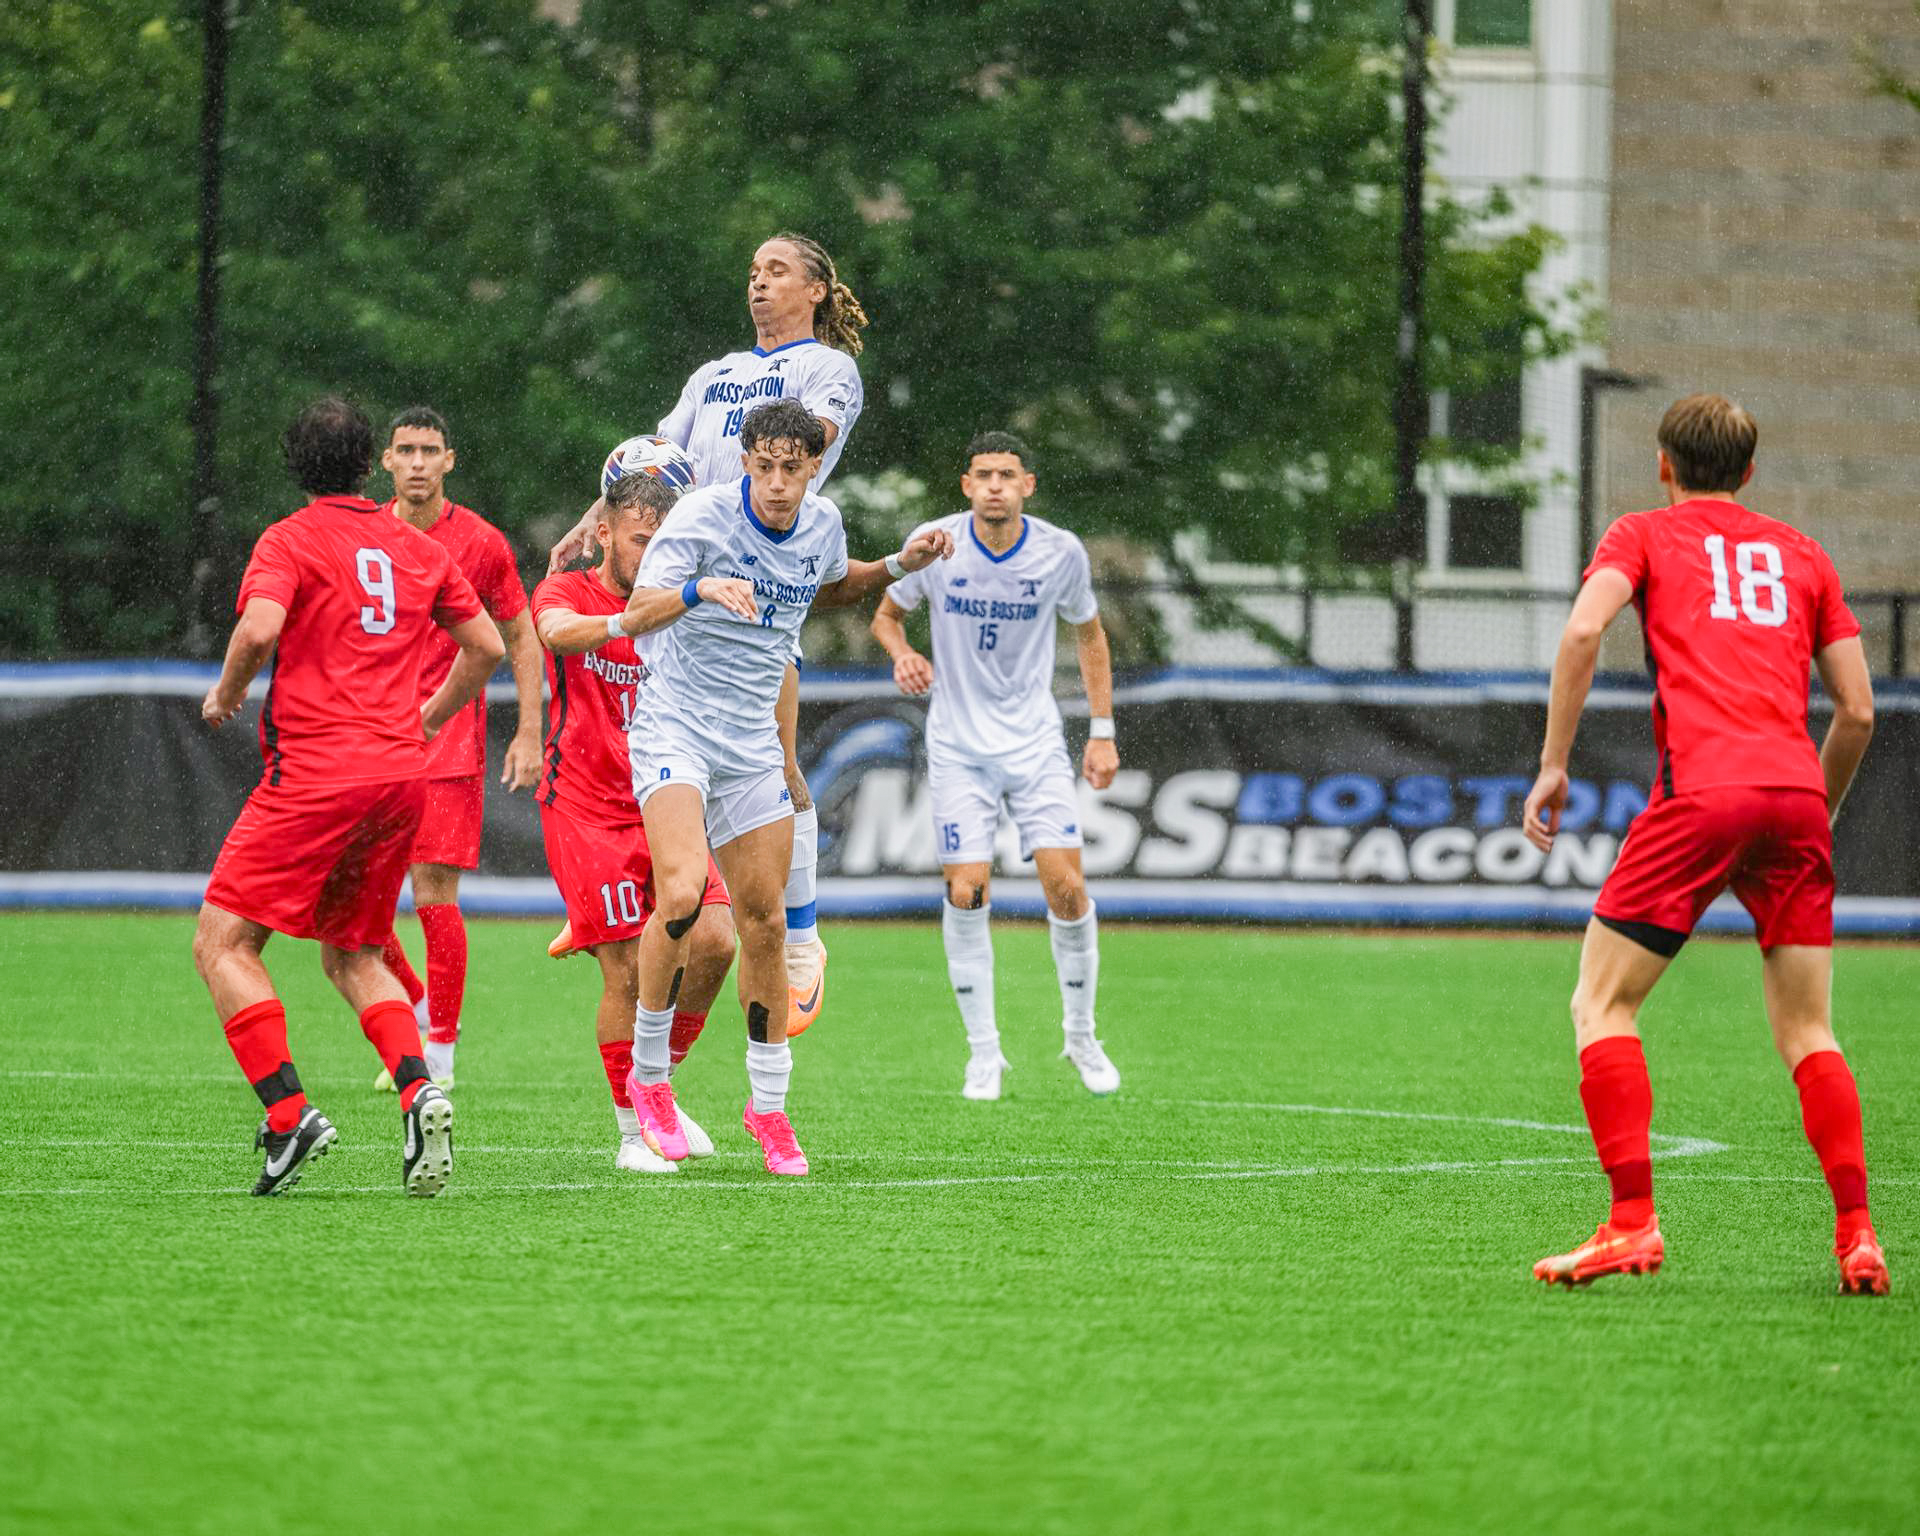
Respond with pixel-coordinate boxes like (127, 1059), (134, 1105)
(252, 1107), (337, 1196)
(403, 1084), (455, 1198)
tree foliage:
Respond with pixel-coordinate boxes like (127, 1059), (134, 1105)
(0, 0), (1565, 656)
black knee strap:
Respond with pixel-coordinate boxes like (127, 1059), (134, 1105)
(664, 908), (700, 941)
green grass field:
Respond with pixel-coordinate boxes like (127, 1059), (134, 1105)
(3, 914), (1917, 1534)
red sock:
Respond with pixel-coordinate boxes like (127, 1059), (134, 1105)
(599, 1040), (634, 1107)
(417, 902), (467, 1046)
(1579, 1035), (1655, 1229)
(360, 998), (429, 1111)
(670, 1010), (708, 1068)
(223, 998), (307, 1132)
(1794, 1050), (1869, 1231)
(381, 931), (426, 1007)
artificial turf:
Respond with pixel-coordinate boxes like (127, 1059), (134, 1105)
(2, 913), (1916, 1534)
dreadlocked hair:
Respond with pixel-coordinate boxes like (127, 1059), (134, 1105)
(771, 231), (870, 357)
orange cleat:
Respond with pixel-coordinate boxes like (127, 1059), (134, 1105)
(547, 921), (577, 960)
(785, 938), (826, 1037)
(1534, 1219), (1665, 1287)
(1837, 1229), (1890, 1296)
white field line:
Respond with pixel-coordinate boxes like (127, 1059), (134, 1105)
(0, 1099), (1752, 1195)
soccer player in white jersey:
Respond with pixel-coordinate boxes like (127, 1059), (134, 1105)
(549, 233), (868, 1032)
(614, 398), (952, 1175)
(871, 431), (1120, 1102)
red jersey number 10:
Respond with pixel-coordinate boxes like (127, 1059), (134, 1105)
(1703, 535), (1787, 628)
(356, 548), (397, 635)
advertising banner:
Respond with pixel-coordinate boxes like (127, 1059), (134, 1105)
(3, 664), (1915, 935)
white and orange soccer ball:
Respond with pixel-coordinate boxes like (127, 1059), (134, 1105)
(600, 434), (697, 499)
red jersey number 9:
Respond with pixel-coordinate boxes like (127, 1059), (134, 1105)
(1703, 535), (1787, 629)
(356, 548), (397, 635)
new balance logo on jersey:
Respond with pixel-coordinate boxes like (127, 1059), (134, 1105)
(741, 554), (759, 566)
(716, 367), (732, 377)
(1063, 824), (1077, 836)
(951, 578), (969, 588)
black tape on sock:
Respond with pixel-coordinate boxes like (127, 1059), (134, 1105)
(250, 1062), (303, 1108)
(393, 1055), (430, 1094)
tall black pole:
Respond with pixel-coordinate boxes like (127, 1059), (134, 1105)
(1391, 0), (1431, 672)
(187, 0), (232, 655)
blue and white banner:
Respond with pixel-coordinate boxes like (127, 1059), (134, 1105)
(2, 663), (1916, 935)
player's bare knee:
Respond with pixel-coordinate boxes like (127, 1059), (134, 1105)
(689, 907), (735, 969)
(947, 876), (987, 910)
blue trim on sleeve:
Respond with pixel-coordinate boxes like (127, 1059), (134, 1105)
(968, 516), (1029, 564)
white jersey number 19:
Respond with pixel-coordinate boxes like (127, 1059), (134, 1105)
(1704, 535), (1787, 628)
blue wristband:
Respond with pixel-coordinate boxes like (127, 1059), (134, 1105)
(681, 579), (702, 608)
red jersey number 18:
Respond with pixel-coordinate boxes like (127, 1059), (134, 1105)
(1703, 535), (1787, 629)
(356, 547), (397, 635)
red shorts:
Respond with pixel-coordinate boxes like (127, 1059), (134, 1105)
(539, 803), (729, 950)
(205, 778), (426, 950)
(411, 775), (484, 869)
(1594, 787), (1834, 952)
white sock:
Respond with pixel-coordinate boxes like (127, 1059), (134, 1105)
(424, 1039), (455, 1080)
(412, 996), (431, 1034)
(1049, 902), (1099, 1038)
(785, 805), (819, 946)
(615, 1104), (641, 1138)
(746, 1039), (792, 1114)
(942, 899), (999, 1059)
(632, 1002), (673, 1085)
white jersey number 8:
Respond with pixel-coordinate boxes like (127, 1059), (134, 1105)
(356, 547), (397, 635)
(1704, 535), (1787, 628)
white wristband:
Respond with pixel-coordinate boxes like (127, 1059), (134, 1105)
(1088, 717), (1116, 740)
(884, 552), (907, 580)
(604, 613), (625, 642)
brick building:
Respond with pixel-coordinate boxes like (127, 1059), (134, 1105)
(1597, 0), (1920, 669)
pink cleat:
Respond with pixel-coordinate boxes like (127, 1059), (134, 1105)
(625, 1072), (690, 1161)
(741, 1102), (810, 1176)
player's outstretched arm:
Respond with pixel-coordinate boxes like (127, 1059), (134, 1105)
(201, 598), (287, 728)
(814, 527), (955, 609)
(1813, 635), (1875, 825)
(1523, 568), (1634, 851)
(422, 613), (506, 741)
(871, 594), (932, 695)
(500, 612), (545, 790)
(1075, 615), (1118, 790)
(547, 496), (608, 575)
(621, 576), (759, 635)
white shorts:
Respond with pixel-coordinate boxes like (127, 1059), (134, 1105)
(632, 716), (793, 850)
(929, 742), (1082, 865)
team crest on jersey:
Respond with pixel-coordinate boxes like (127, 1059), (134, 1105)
(801, 554), (820, 577)
(768, 359), (789, 372)
(1020, 579), (1041, 598)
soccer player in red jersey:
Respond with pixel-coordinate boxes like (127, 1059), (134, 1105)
(194, 397), (505, 1197)
(1523, 394), (1885, 1294)
(372, 406), (543, 1092)
(529, 474), (737, 1173)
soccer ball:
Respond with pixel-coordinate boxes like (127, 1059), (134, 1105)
(600, 435), (696, 499)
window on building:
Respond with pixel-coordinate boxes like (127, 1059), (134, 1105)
(1454, 0), (1530, 49)
(1445, 494), (1525, 570)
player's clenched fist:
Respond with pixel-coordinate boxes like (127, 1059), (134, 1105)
(201, 683), (243, 728)
(1522, 765), (1568, 852)
(895, 527), (955, 573)
(1082, 737), (1118, 791)
(892, 651), (933, 696)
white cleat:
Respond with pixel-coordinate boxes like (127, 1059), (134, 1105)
(1062, 1035), (1120, 1096)
(962, 1053), (1011, 1101)
(616, 1133), (680, 1173)
(675, 1102), (716, 1159)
